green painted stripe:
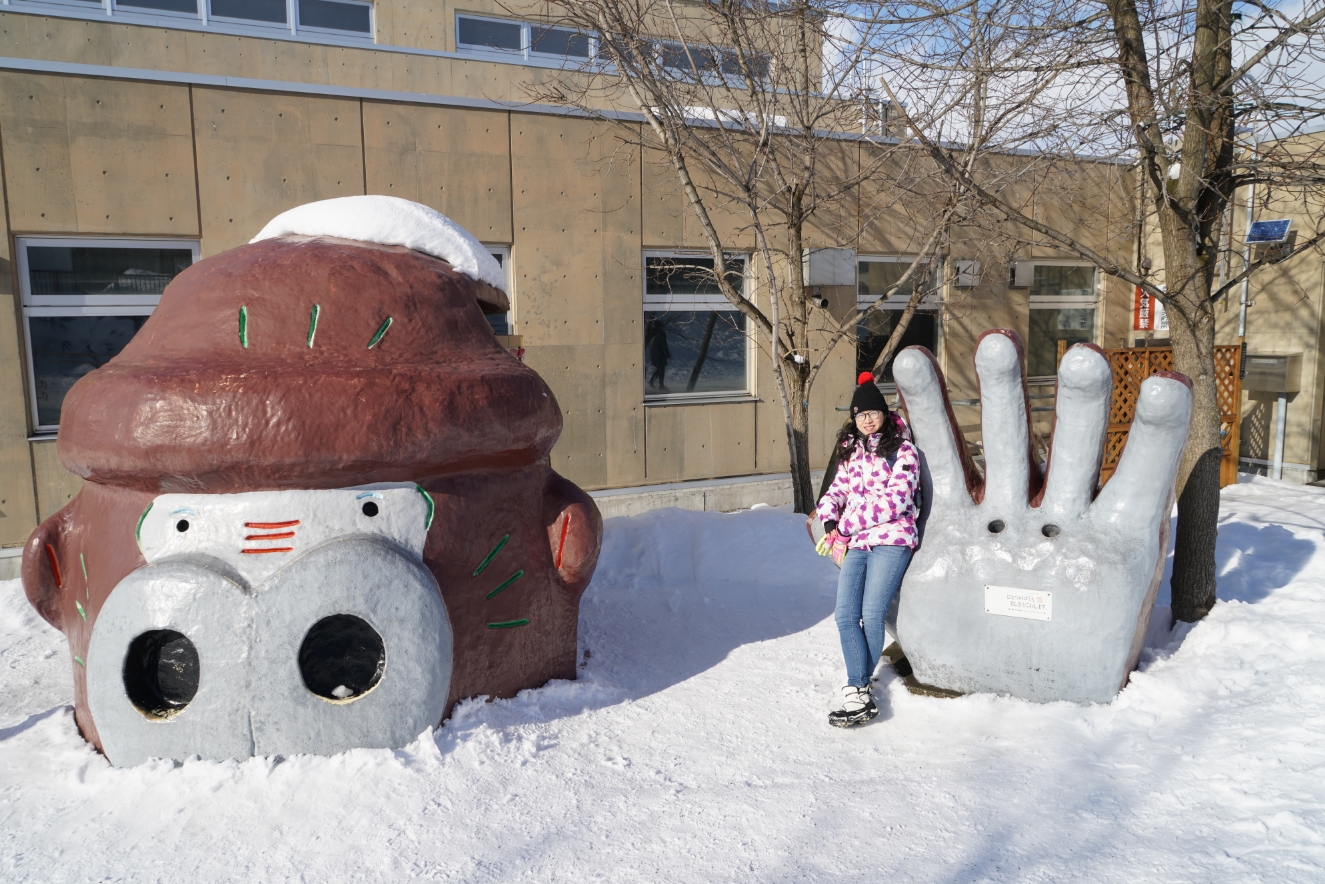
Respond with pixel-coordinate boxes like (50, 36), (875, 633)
(415, 484), (435, 530)
(486, 619), (530, 629)
(74, 656), (85, 667)
(366, 316), (392, 349)
(80, 552), (87, 579)
(135, 503), (153, 547)
(307, 303), (321, 347)
(485, 570), (524, 600)
(239, 305), (248, 348)
(473, 534), (509, 576)
(75, 600), (86, 622)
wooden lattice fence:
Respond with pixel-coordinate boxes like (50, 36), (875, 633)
(1096, 345), (1243, 488)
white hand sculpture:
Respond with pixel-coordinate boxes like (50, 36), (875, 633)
(891, 330), (1192, 704)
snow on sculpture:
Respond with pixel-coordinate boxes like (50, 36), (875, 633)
(21, 196), (602, 766)
(892, 330), (1192, 704)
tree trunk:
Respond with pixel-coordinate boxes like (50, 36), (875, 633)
(786, 365), (815, 513)
(1160, 216), (1222, 623)
(686, 313), (719, 393)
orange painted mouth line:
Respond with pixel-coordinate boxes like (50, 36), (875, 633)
(245, 531), (296, 540)
(45, 543), (63, 588)
(245, 520), (301, 529)
(241, 547), (294, 554)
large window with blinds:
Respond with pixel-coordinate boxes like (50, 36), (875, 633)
(17, 237), (198, 433)
(17, 0), (375, 39)
(1026, 264), (1097, 379)
(643, 254), (750, 400)
(856, 256), (940, 382)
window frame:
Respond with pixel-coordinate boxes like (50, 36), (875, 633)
(11, 0), (377, 42)
(856, 255), (942, 388)
(455, 12), (597, 63)
(856, 254), (940, 311)
(17, 235), (201, 435)
(110, 0), (203, 22)
(483, 245), (514, 336)
(1025, 261), (1099, 382)
(642, 249), (754, 404)
(295, 0), (373, 38)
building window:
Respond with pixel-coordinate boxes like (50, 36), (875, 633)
(657, 40), (770, 80)
(484, 247), (512, 336)
(457, 14), (594, 61)
(857, 257), (939, 382)
(1027, 264), (1097, 379)
(297, 0), (371, 33)
(210, 0), (287, 24)
(117, 0), (199, 14)
(32, 0), (380, 38)
(644, 254), (749, 400)
(17, 237), (198, 433)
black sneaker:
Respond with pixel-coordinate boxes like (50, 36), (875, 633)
(828, 685), (878, 728)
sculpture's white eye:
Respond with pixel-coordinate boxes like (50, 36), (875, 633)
(171, 508), (197, 535)
(356, 492), (382, 518)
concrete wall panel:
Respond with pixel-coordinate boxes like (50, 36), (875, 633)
(30, 439), (81, 522)
(0, 73), (197, 236)
(192, 88), (364, 255)
(363, 102), (512, 242)
(509, 112), (642, 490)
(603, 341), (645, 486)
(0, 163), (39, 547)
(645, 401), (756, 483)
(523, 344), (609, 489)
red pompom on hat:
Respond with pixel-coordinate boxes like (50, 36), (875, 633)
(850, 370), (889, 416)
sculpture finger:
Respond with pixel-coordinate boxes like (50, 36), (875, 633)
(1040, 344), (1112, 521)
(975, 330), (1039, 511)
(893, 346), (979, 505)
(1092, 372), (1193, 525)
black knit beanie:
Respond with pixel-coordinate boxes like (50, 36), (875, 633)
(850, 371), (889, 416)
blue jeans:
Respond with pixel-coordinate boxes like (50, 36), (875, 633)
(834, 545), (913, 687)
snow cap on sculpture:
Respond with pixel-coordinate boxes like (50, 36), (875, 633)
(252, 195), (508, 292)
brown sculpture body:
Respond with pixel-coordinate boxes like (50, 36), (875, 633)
(21, 233), (602, 763)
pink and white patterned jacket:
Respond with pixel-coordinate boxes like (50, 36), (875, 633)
(815, 428), (921, 551)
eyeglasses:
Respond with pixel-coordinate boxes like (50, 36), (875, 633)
(854, 410), (884, 421)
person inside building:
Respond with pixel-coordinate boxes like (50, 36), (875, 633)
(645, 317), (672, 392)
(814, 371), (921, 727)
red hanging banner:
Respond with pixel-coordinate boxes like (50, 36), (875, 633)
(1133, 286), (1167, 331)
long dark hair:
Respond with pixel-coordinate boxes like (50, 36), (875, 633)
(833, 410), (901, 460)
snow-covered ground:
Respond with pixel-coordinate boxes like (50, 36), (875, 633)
(3, 477), (1324, 882)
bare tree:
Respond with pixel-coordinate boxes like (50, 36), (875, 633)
(521, 0), (967, 512)
(855, 0), (1325, 621)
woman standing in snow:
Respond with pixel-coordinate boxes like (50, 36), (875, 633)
(814, 371), (921, 727)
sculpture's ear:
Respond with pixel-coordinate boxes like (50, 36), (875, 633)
(23, 507), (73, 631)
(543, 471), (603, 600)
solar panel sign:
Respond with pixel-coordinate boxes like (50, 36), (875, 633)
(1246, 219), (1291, 244)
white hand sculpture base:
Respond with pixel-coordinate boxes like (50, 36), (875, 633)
(892, 331), (1192, 704)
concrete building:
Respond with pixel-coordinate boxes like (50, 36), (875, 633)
(0, 0), (1147, 577)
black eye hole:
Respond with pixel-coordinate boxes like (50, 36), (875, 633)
(124, 629), (199, 718)
(361, 501), (379, 517)
(1042, 524), (1061, 538)
(300, 614), (385, 702)
(987, 520), (1006, 534)
(175, 519), (190, 533)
